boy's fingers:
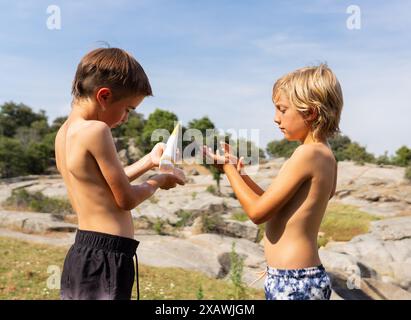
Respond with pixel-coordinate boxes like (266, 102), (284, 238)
(220, 141), (232, 153)
(173, 168), (186, 185)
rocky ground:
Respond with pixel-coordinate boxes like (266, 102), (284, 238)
(0, 159), (410, 300)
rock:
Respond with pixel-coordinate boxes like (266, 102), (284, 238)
(132, 203), (179, 225)
(188, 169), (200, 176)
(190, 216), (204, 235)
(215, 219), (260, 242)
(319, 249), (378, 280)
(361, 192), (380, 202)
(184, 195), (226, 213)
(127, 138), (144, 162)
(363, 278), (411, 300)
(321, 216), (411, 292)
(118, 149), (128, 166)
(135, 233), (266, 288)
(371, 216), (411, 241)
(0, 210), (77, 233)
(335, 189), (351, 198)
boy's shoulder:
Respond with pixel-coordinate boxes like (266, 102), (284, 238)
(64, 119), (112, 150)
(67, 119), (110, 138)
(290, 143), (336, 170)
(293, 143), (334, 158)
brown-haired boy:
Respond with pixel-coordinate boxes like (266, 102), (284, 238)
(55, 48), (185, 300)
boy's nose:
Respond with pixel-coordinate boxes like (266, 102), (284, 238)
(274, 114), (280, 125)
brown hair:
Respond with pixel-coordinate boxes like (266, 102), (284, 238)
(72, 48), (152, 101)
(273, 63), (343, 140)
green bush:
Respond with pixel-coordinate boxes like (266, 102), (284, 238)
(229, 242), (246, 299)
(230, 209), (248, 222)
(196, 285), (204, 300)
(0, 136), (29, 178)
(142, 109), (178, 152)
(266, 139), (299, 158)
(206, 185), (217, 195)
(393, 146), (411, 167)
(175, 210), (192, 228)
(3, 189), (73, 214)
(405, 166), (411, 182)
(201, 213), (223, 233)
(149, 196), (159, 204)
(153, 218), (166, 235)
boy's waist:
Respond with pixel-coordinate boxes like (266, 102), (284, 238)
(74, 229), (139, 256)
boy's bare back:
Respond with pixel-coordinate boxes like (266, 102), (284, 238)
(264, 142), (337, 269)
(55, 119), (134, 239)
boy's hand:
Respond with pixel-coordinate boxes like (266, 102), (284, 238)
(202, 142), (245, 173)
(151, 167), (186, 190)
(149, 142), (166, 167)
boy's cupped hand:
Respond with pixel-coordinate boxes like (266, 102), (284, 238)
(156, 167), (186, 190)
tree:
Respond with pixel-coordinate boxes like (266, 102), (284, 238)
(26, 142), (50, 174)
(187, 117), (224, 194)
(266, 139), (300, 158)
(0, 101), (47, 137)
(343, 142), (375, 164)
(187, 116), (215, 137)
(393, 146), (411, 167)
(0, 136), (29, 178)
(50, 116), (68, 132)
(142, 109), (178, 152)
(375, 151), (392, 166)
(329, 134), (352, 161)
(111, 111), (146, 146)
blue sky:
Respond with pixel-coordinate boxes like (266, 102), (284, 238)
(0, 0), (410, 156)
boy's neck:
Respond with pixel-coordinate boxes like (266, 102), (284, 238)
(302, 132), (328, 146)
(70, 99), (100, 121)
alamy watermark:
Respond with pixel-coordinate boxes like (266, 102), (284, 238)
(46, 265), (61, 290)
(346, 5), (361, 30)
(150, 122), (262, 175)
(46, 5), (61, 30)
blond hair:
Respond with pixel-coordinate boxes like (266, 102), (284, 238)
(273, 64), (343, 140)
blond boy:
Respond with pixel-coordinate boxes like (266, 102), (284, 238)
(205, 64), (342, 300)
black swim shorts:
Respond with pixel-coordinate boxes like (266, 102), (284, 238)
(60, 229), (139, 300)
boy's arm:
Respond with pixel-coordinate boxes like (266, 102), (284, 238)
(239, 173), (264, 196)
(87, 122), (161, 210)
(124, 143), (166, 182)
(223, 145), (312, 224)
(124, 154), (155, 182)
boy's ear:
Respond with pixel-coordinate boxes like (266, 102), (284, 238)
(96, 88), (112, 109)
(305, 107), (318, 122)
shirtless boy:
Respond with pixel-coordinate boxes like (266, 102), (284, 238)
(55, 48), (185, 300)
(205, 64), (343, 300)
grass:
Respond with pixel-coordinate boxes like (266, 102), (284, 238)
(201, 213), (224, 233)
(206, 185), (217, 195)
(149, 195), (159, 204)
(0, 237), (264, 300)
(153, 218), (166, 235)
(319, 203), (380, 246)
(175, 210), (192, 228)
(230, 209), (249, 222)
(2, 189), (73, 214)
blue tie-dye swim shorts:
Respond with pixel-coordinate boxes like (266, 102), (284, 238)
(264, 264), (332, 300)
